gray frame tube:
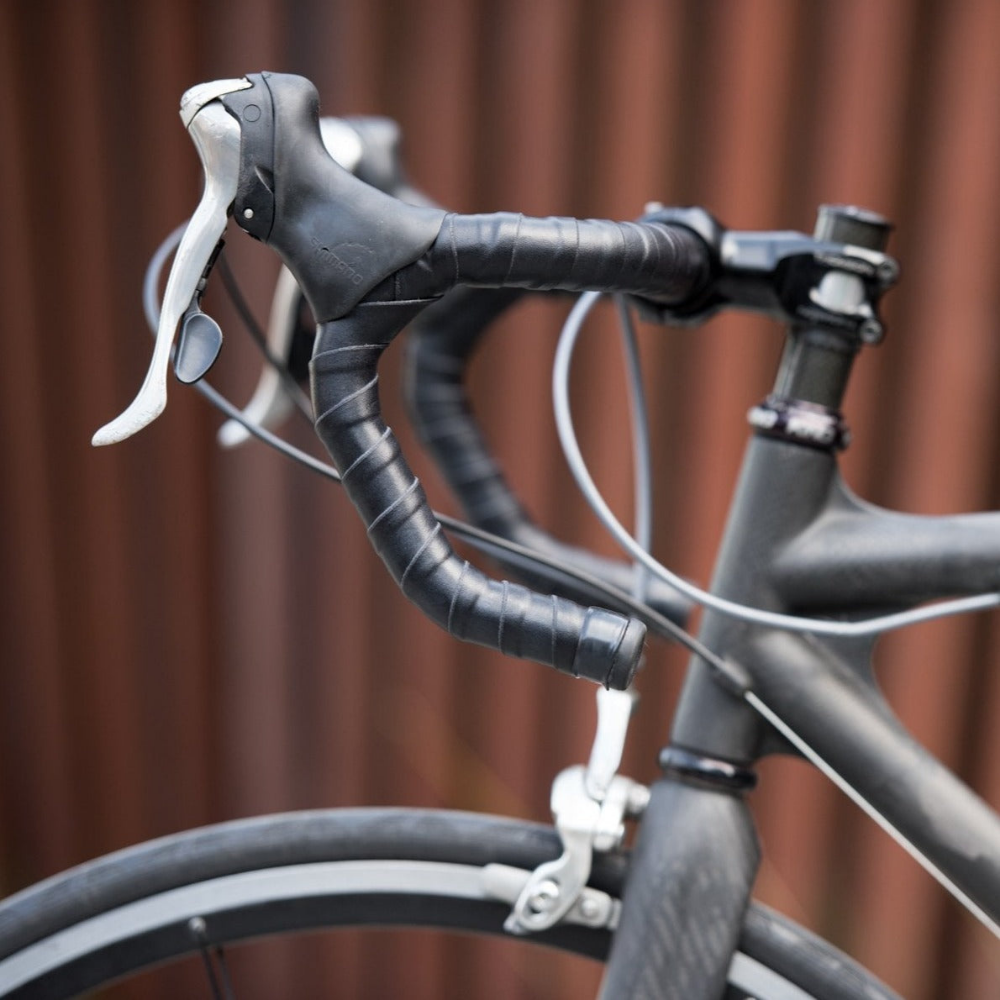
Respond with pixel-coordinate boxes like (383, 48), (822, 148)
(599, 206), (1000, 991)
(669, 432), (1000, 922)
(745, 626), (1000, 919)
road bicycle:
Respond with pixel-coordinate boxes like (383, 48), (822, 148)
(1, 71), (998, 998)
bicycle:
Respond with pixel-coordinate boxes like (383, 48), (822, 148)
(1, 69), (998, 998)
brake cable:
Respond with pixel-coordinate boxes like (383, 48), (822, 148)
(554, 290), (1000, 638)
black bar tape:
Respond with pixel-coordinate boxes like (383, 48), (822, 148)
(311, 300), (645, 689)
(224, 74), (716, 687)
(404, 289), (526, 532)
(370, 213), (711, 304)
(404, 288), (690, 625)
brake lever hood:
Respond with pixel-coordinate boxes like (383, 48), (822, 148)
(216, 117), (364, 448)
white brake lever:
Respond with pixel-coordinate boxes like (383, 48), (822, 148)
(217, 265), (302, 447)
(216, 117), (365, 447)
(585, 686), (638, 801)
(92, 81), (249, 446)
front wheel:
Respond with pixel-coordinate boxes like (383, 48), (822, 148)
(0, 808), (899, 999)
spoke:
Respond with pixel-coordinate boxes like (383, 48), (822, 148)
(196, 947), (225, 1000)
(214, 945), (237, 1000)
(188, 916), (234, 1000)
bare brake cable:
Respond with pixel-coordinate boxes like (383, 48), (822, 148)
(615, 293), (653, 606)
(554, 290), (1000, 638)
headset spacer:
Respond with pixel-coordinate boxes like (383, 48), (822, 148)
(748, 395), (850, 451)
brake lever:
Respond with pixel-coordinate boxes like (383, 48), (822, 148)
(93, 79), (250, 446)
(96, 72), (446, 453)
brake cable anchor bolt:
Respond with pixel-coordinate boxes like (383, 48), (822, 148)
(527, 879), (561, 913)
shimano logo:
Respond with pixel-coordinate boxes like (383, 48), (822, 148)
(311, 239), (365, 285)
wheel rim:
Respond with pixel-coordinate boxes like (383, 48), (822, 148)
(1, 858), (817, 1000)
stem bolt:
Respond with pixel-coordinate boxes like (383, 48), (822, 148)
(877, 259), (899, 285)
(859, 319), (884, 345)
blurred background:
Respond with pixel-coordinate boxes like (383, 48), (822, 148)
(2, 0), (999, 996)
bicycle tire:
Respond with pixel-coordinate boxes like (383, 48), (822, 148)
(0, 808), (899, 1000)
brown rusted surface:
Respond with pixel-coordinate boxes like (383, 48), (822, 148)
(1, 2), (998, 996)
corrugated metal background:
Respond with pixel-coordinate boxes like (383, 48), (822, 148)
(1, 1), (999, 996)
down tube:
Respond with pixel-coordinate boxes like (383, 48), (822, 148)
(746, 627), (1000, 924)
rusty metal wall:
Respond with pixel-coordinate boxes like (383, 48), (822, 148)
(1, 1), (999, 996)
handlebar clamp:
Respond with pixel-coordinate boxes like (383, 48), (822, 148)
(634, 206), (899, 344)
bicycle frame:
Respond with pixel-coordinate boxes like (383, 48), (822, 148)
(87, 74), (998, 993)
(214, 196), (1000, 995)
(600, 221), (1000, 993)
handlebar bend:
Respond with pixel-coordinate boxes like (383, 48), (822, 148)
(100, 71), (716, 688)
